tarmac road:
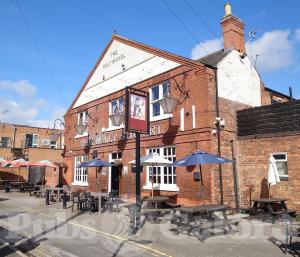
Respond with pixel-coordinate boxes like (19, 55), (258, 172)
(0, 204), (169, 257)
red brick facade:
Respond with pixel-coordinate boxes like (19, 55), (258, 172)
(63, 4), (297, 210)
(0, 123), (65, 186)
(237, 134), (300, 212)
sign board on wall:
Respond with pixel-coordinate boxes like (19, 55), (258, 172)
(125, 87), (149, 134)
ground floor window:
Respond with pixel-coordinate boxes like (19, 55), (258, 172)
(272, 152), (288, 178)
(74, 156), (88, 184)
(147, 146), (177, 189)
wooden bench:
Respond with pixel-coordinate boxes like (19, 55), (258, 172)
(142, 208), (173, 222)
(262, 210), (297, 223)
(164, 203), (181, 213)
(170, 213), (239, 239)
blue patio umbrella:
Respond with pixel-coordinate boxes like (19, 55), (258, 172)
(172, 151), (232, 166)
(78, 159), (113, 168)
(171, 150), (232, 186)
(78, 159), (114, 189)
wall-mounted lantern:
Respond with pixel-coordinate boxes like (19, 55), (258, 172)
(76, 111), (98, 135)
(157, 76), (189, 115)
(157, 85), (178, 115)
(76, 122), (87, 135)
(49, 119), (65, 141)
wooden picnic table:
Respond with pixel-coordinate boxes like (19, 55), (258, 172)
(142, 196), (170, 222)
(143, 196), (169, 209)
(251, 198), (296, 222)
(171, 204), (234, 240)
(9, 181), (31, 191)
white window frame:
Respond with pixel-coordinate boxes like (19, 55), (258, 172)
(32, 134), (39, 147)
(50, 140), (57, 149)
(143, 146), (179, 192)
(72, 155), (88, 186)
(25, 134), (39, 147)
(75, 111), (88, 137)
(149, 81), (173, 122)
(107, 98), (125, 131)
(272, 152), (288, 179)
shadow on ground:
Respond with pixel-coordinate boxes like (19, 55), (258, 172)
(269, 237), (300, 257)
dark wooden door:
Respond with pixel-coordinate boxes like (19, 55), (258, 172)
(111, 166), (120, 194)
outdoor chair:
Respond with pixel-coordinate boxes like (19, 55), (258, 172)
(86, 196), (99, 214)
(104, 190), (121, 213)
(59, 185), (71, 202)
(71, 192), (82, 212)
(282, 213), (300, 254)
(36, 185), (50, 198)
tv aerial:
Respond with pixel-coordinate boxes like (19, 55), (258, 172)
(249, 25), (263, 41)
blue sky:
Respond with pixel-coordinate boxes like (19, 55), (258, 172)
(0, 0), (299, 127)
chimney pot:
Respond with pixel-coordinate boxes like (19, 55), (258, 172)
(224, 3), (232, 16)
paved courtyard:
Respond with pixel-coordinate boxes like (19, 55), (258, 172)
(0, 192), (299, 257)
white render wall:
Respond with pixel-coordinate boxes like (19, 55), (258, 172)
(73, 40), (180, 108)
(217, 50), (261, 107)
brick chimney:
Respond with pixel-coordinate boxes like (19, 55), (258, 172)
(221, 3), (245, 53)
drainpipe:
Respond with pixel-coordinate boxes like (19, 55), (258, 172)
(230, 139), (240, 211)
(13, 125), (17, 148)
(205, 64), (224, 205)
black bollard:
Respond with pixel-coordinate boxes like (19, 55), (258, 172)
(62, 191), (67, 209)
(46, 189), (50, 205)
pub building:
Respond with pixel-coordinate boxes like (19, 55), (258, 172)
(63, 3), (292, 207)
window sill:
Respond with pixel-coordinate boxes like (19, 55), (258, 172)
(150, 114), (172, 122)
(72, 182), (88, 187)
(74, 133), (88, 139)
(279, 176), (288, 181)
(105, 124), (124, 132)
(143, 183), (179, 192)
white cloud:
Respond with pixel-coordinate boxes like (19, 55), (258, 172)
(28, 106), (67, 128)
(295, 29), (300, 42)
(191, 29), (300, 73)
(0, 80), (36, 97)
(0, 80), (65, 128)
(191, 38), (223, 60)
(246, 29), (295, 72)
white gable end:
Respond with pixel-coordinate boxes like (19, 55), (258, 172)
(73, 40), (181, 108)
(217, 50), (261, 107)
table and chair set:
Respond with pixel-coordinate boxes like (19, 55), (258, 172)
(249, 198), (297, 223)
(249, 197), (299, 253)
(70, 191), (120, 213)
(0, 179), (37, 192)
(126, 195), (238, 240)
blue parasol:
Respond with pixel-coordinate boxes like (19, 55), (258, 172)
(172, 151), (232, 166)
(78, 159), (113, 168)
(171, 150), (232, 186)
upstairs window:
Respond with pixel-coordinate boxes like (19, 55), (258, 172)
(273, 153), (288, 178)
(25, 134), (38, 148)
(150, 81), (170, 120)
(50, 140), (57, 149)
(111, 98), (124, 114)
(0, 137), (10, 148)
